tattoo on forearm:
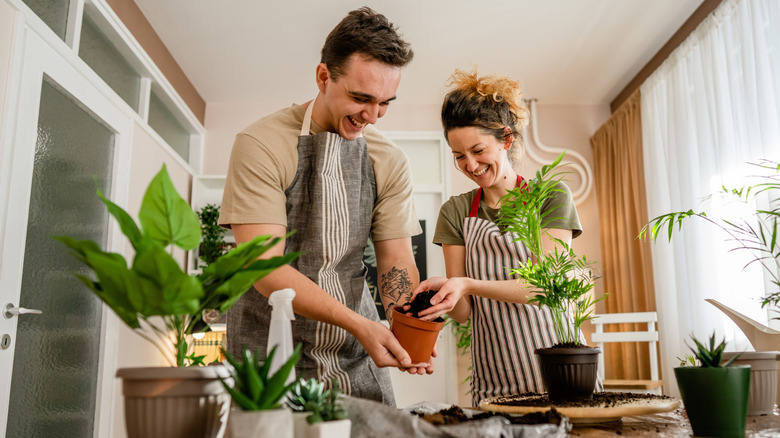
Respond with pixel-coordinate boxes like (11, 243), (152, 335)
(380, 266), (412, 314)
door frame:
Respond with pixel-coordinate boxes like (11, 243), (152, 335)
(0, 13), (132, 437)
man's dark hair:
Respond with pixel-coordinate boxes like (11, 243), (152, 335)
(321, 7), (414, 80)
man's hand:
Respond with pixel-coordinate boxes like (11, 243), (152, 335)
(398, 341), (437, 375)
(352, 318), (418, 369)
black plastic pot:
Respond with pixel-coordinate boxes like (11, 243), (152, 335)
(535, 346), (600, 401)
(675, 365), (750, 437)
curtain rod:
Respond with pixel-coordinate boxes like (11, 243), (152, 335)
(610, 0), (723, 113)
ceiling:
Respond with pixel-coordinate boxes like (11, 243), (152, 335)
(133, 0), (704, 108)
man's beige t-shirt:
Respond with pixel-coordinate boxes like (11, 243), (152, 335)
(219, 103), (421, 241)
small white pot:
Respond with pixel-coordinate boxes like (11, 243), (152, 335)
(724, 351), (779, 416)
(293, 411), (310, 438)
(225, 408), (293, 438)
(306, 419), (351, 438)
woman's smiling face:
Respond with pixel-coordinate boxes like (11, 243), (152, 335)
(447, 126), (514, 189)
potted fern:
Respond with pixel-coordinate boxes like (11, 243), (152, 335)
(196, 203), (230, 269)
(55, 165), (298, 438)
(220, 345), (302, 438)
(675, 333), (750, 437)
(497, 153), (604, 401)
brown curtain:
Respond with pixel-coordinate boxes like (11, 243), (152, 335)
(590, 90), (657, 381)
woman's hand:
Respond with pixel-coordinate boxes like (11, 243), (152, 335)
(413, 277), (471, 321)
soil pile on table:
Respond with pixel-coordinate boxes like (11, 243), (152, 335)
(398, 290), (444, 322)
(487, 392), (676, 409)
(411, 405), (565, 426)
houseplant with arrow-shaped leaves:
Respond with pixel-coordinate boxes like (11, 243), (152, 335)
(55, 165), (298, 438)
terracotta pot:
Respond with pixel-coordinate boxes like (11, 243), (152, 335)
(391, 306), (444, 363)
(723, 351), (779, 416)
(116, 365), (231, 438)
(675, 365), (750, 437)
(535, 346), (600, 402)
(225, 408), (293, 438)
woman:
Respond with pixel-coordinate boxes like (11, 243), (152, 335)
(415, 69), (596, 405)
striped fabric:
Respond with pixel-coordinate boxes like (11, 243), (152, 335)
(463, 215), (560, 406)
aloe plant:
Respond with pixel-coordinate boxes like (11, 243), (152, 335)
(55, 165), (298, 366)
(220, 344), (302, 411)
(687, 332), (741, 368)
(497, 152), (604, 346)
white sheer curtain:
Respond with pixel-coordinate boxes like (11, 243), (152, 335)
(641, 0), (780, 397)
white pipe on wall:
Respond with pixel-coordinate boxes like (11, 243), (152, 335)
(525, 99), (594, 204)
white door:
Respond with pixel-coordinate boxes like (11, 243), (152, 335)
(0, 22), (131, 437)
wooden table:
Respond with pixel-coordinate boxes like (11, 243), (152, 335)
(570, 408), (780, 437)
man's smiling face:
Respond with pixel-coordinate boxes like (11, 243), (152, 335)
(313, 53), (402, 140)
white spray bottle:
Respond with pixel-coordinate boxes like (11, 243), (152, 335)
(267, 288), (297, 385)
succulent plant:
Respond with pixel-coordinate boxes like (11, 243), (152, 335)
(220, 344), (302, 410)
(686, 332), (741, 368)
(301, 378), (348, 424)
(288, 378), (326, 412)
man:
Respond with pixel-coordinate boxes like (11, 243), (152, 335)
(219, 7), (427, 405)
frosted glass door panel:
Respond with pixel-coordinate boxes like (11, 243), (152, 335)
(148, 90), (190, 161)
(21, 0), (70, 40)
(79, 14), (141, 112)
(6, 79), (114, 437)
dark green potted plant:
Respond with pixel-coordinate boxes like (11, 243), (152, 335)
(498, 153), (604, 401)
(197, 203), (229, 269)
(220, 345), (302, 438)
(300, 378), (350, 438)
(55, 165), (298, 438)
(675, 333), (749, 437)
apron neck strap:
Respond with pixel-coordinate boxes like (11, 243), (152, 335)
(300, 97), (364, 138)
(468, 175), (525, 218)
(301, 97), (316, 136)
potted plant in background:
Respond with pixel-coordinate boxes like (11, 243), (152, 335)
(675, 333), (750, 437)
(497, 153), (604, 401)
(55, 165), (298, 438)
(641, 159), (780, 412)
(220, 345), (302, 438)
(197, 203), (230, 269)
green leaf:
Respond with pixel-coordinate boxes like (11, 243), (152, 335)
(139, 165), (201, 250)
(244, 348), (264, 402)
(96, 187), (143, 249)
(258, 344), (302, 409)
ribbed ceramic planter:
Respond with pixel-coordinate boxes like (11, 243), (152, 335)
(535, 346), (600, 402)
(116, 365), (231, 438)
(225, 408), (293, 438)
(675, 365), (750, 437)
(391, 306), (444, 363)
(723, 351), (779, 416)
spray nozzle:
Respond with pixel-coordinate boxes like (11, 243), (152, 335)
(268, 288), (296, 321)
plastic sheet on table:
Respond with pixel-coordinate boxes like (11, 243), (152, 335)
(342, 397), (571, 438)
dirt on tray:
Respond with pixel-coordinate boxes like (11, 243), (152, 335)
(488, 392), (676, 409)
(411, 405), (565, 426)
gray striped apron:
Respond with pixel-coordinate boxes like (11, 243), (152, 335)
(465, 176), (560, 406)
(227, 99), (394, 405)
